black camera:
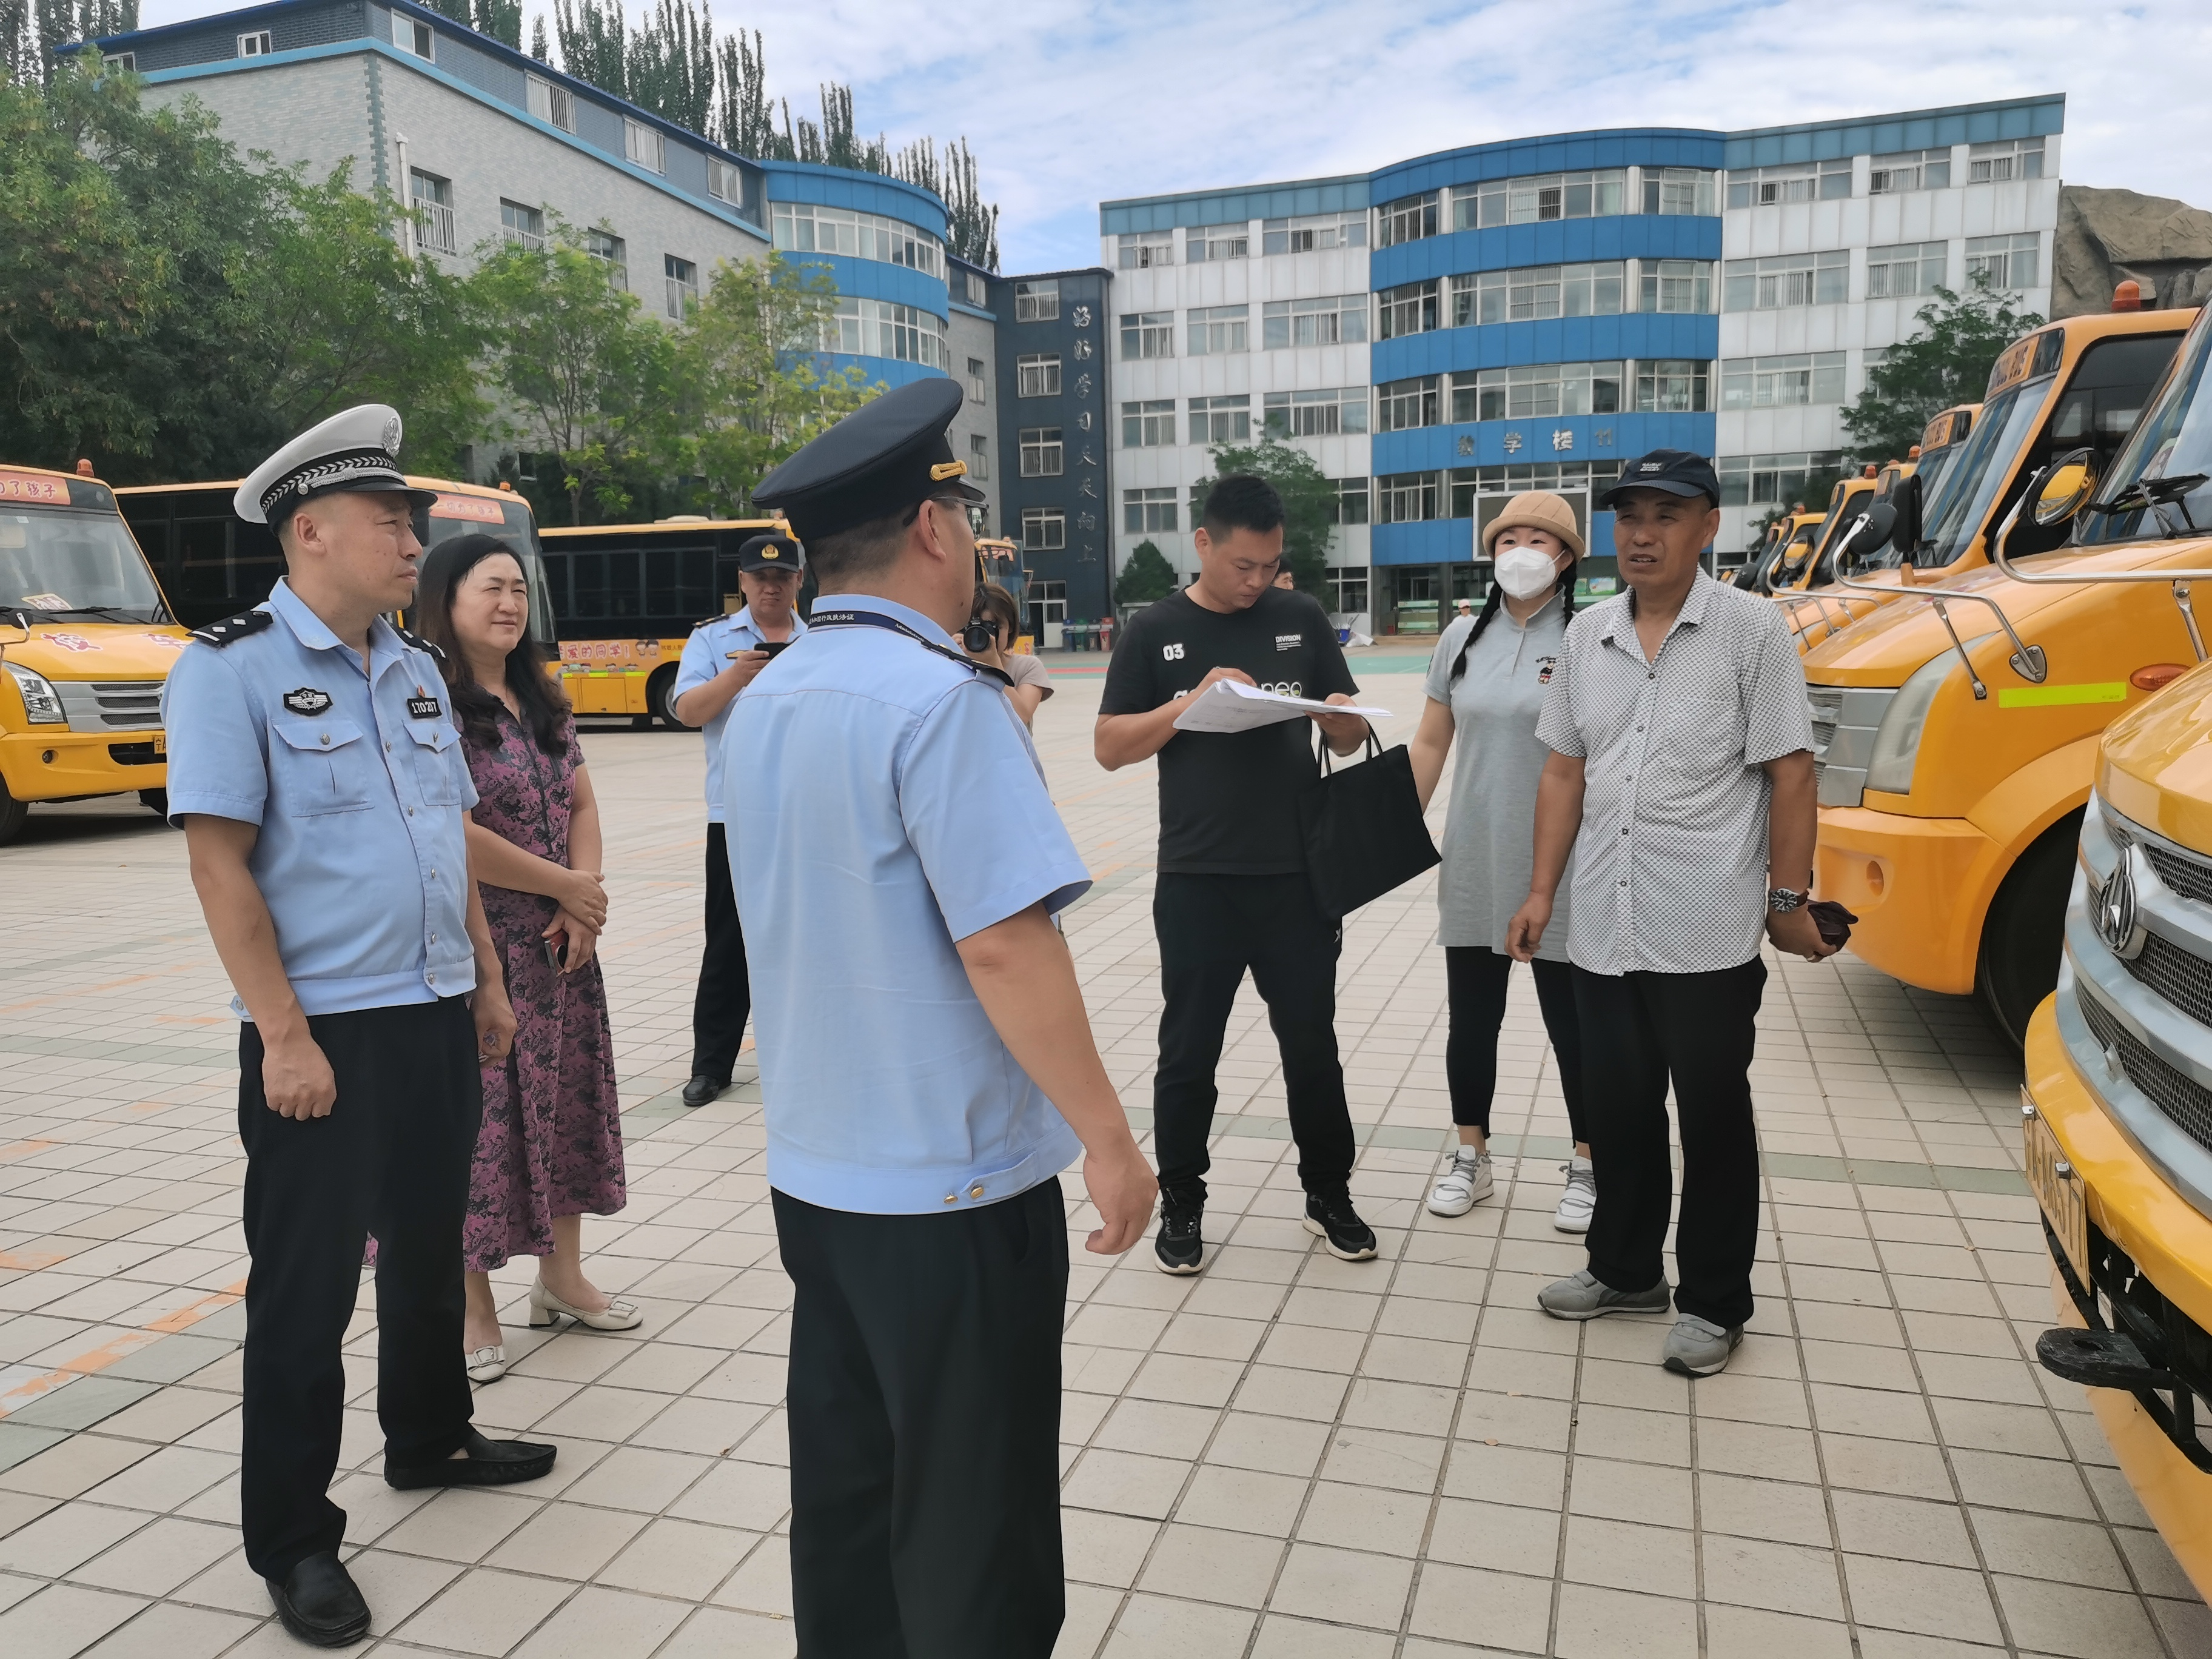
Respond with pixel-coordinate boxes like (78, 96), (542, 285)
(961, 615), (999, 654)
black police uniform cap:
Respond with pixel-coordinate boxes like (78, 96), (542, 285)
(751, 378), (984, 543)
(1600, 449), (1722, 509)
(737, 532), (801, 572)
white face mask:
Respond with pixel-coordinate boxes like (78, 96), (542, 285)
(1493, 544), (1561, 601)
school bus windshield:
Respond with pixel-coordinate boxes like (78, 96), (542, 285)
(2076, 313), (2212, 546)
(1915, 377), (2048, 568)
(0, 506), (169, 624)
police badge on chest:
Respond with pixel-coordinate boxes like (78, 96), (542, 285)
(283, 688), (332, 716)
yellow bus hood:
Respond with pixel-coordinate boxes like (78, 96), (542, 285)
(1, 621), (191, 680)
(2099, 655), (2212, 850)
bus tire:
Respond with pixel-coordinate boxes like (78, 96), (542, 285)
(1974, 807), (2085, 1048)
(646, 665), (681, 729)
(139, 788), (171, 821)
(0, 777), (25, 845)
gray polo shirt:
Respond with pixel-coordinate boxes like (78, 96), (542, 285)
(1534, 572), (1812, 976)
(1424, 598), (1572, 959)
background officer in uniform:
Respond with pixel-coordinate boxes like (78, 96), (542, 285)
(730, 378), (1157, 1655)
(162, 407), (558, 1648)
(669, 532), (804, 1108)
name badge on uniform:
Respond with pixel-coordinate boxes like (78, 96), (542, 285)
(283, 688), (332, 715)
(407, 692), (443, 720)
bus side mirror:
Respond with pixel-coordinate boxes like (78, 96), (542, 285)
(1889, 474), (1923, 560)
(1852, 502), (1899, 563)
(2036, 448), (2099, 526)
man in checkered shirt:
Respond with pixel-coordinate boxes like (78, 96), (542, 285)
(1506, 451), (1838, 1378)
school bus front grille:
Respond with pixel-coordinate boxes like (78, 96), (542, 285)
(2122, 928), (2212, 1032)
(2146, 843), (2212, 907)
(2080, 990), (2212, 1158)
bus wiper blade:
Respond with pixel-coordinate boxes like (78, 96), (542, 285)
(2089, 474), (2209, 537)
(38, 605), (138, 619)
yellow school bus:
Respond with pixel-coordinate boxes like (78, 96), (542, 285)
(1747, 509), (1824, 592)
(2025, 657), (2212, 1596)
(0, 463), (188, 841)
(1805, 299), (2204, 1041)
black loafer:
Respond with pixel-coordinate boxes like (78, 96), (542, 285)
(267, 1550), (370, 1647)
(680, 1074), (726, 1108)
(384, 1427), (557, 1490)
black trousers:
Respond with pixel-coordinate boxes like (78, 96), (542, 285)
(1445, 946), (1587, 1142)
(774, 1181), (1068, 1658)
(236, 998), (481, 1580)
(691, 821), (751, 1081)
(1151, 871), (1355, 1206)
(1574, 957), (1767, 1329)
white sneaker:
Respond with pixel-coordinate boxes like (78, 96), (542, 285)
(1428, 1148), (1493, 1216)
(1553, 1156), (1596, 1233)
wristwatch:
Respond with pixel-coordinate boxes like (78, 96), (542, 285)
(1768, 887), (1809, 913)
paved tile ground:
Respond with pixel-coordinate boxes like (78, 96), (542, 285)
(0, 649), (2205, 1658)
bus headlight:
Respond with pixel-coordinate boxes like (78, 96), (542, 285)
(2, 661), (67, 725)
(1865, 651), (1959, 795)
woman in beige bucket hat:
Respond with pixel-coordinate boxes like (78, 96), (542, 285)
(1408, 491), (1595, 1230)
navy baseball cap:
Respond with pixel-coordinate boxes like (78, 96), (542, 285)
(1601, 450), (1721, 510)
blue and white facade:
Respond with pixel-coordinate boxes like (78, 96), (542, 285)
(1102, 98), (2063, 634)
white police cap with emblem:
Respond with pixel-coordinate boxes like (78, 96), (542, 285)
(235, 404), (441, 526)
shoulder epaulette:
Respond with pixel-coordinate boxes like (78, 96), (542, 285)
(189, 610), (273, 648)
(395, 626), (446, 662)
(692, 612), (729, 630)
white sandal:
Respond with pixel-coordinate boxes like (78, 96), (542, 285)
(466, 1344), (507, 1384)
(529, 1282), (643, 1332)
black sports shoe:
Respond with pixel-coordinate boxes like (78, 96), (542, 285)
(1154, 1202), (1204, 1275)
(1302, 1191), (1378, 1261)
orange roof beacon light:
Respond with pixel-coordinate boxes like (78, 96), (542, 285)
(498, 480), (515, 492)
(2114, 280), (2143, 312)
(75, 459), (93, 477)
(1908, 444), (1922, 459)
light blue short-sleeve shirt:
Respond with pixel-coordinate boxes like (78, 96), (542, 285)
(725, 595), (1091, 1214)
(160, 579), (479, 1016)
(673, 607), (806, 823)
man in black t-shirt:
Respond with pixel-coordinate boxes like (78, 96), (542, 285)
(1098, 475), (1376, 1275)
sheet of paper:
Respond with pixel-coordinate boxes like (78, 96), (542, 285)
(1170, 678), (1395, 735)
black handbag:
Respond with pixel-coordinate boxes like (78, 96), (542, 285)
(1296, 728), (1441, 920)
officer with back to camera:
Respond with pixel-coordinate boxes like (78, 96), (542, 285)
(669, 530), (805, 1108)
(161, 407), (558, 1648)
(726, 378), (1158, 1655)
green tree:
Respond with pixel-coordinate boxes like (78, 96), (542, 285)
(1197, 437), (1337, 595)
(627, 0), (711, 133)
(1840, 273), (2044, 465)
(1114, 539), (1176, 605)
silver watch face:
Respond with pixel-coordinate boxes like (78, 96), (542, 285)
(1769, 889), (1806, 912)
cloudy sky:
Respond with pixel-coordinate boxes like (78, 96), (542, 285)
(134, 0), (2212, 273)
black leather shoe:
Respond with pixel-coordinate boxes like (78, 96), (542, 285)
(267, 1551), (370, 1647)
(680, 1074), (726, 1108)
(384, 1428), (557, 1490)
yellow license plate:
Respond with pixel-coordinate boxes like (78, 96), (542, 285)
(2025, 1106), (2089, 1287)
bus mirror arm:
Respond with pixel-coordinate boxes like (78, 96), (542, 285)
(1826, 504), (2045, 695)
(1994, 461), (2212, 664)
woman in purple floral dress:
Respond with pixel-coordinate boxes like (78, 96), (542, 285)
(419, 535), (634, 1383)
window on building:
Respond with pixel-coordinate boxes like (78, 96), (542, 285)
(500, 199), (545, 252)
(1118, 230), (1174, 269)
(1018, 427), (1064, 478)
(392, 14), (433, 58)
(1966, 233), (2040, 290)
(1375, 192), (1439, 247)
(966, 357), (987, 403)
(960, 269), (987, 306)
(1377, 472), (1441, 523)
(1329, 478), (1370, 526)
(1186, 223), (1249, 262)
(1453, 169), (1627, 230)
(1865, 241), (1947, 300)
(663, 255), (697, 318)
(1378, 281), (1438, 340)
(1021, 508), (1065, 551)
(773, 204), (944, 277)
(625, 118), (665, 174)
(1189, 483), (1214, 526)
(1188, 395), (1251, 444)
(1122, 488), (1178, 535)
(1724, 250), (1846, 310)
(101, 50), (135, 70)
(1376, 377), (1441, 433)
(1261, 294), (1369, 349)
(1641, 258), (1715, 313)
(1718, 451), (1846, 507)
(1187, 305), (1249, 356)
(526, 73), (574, 132)
(1726, 158), (1853, 208)
(1968, 137), (2044, 183)
(1262, 387), (1369, 438)
(1122, 400), (1176, 446)
(1869, 148), (1950, 193)
(238, 30), (272, 56)
(1262, 212), (1367, 253)
(1452, 262), (1626, 327)
(1017, 354), (1062, 397)
(1720, 352), (1846, 409)
(586, 229), (628, 291)
(1634, 359), (1709, 413)
(1119, 312), (1173, 360)
(706, 156), (744, 203)
(1452, 362), (1624, 422)
(821, 298), (949, 369)
(1025, 578), (1067, 637)
(1641, 167), (1717, 215)
(1324, 565), (1369, 612)
(968, 434), (989, 480)
(1014, 280), (1059, 321)
(410, 170), (455, 255)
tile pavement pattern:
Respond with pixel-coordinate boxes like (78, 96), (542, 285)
(0, 652), (2205, 1659)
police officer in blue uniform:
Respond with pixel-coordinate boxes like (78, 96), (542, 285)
(729, 378), (1158, 1655)
(669, 531), (805, 1108)
(163, 408), (557, 1648)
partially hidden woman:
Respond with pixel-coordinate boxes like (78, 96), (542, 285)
(1408, 492), (1595, 1231)
(418, 534), (638, 1384)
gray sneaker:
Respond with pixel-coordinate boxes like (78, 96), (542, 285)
(1662, 1314), (1744, 1375)
(1536, 1269), (1671, 1321)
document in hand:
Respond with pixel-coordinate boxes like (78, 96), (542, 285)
(1170, 678), (1394, 735)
